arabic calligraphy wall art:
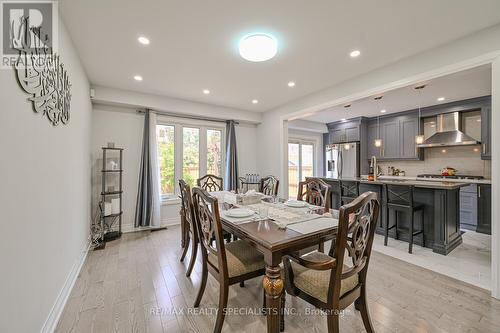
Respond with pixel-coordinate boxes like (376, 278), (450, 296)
(10, 15), (71, 126)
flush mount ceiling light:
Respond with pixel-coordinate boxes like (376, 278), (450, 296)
(134, 75), (143, 81)
(138, 36), (150, 45)
(239, 33), (278, 62)
(203, 89), (210, 95)
(380, 109), (387, 113)
(288, 81), (295, 87)
(350, 50), (361, 58)
(437, 97), (445, 102)
(252, 99), (259, 104)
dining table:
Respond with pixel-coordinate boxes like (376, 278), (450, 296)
(211, 191), (340, 333)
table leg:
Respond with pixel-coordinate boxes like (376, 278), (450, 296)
(263, 265), (283, 333)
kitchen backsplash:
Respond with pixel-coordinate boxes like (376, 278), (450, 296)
(377, 145), (491, 178)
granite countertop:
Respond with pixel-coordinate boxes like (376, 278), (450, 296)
(320, 177), (470, 189)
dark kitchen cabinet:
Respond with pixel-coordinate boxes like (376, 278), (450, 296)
(400, 118), (419, 158)
(460, 185), (478, 231)
(326, 118), (364, 143)
(477, 184), (491, 234)
(381, 120), (400, 159)
(481, 106), (491, 160)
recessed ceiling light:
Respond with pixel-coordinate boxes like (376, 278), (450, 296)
(239, 33), (278, 62)
(288, 81), (295, 87)
(252, 99), (259, 104)
(350, 50), (361, 58)
(134, 75), (143, 81)
(138, 36), (150, 45)
(341, 118), (347, 122)
(437, 97), (445, 102)
(203, 89), (210, 95)
(380, 109), (387, 113)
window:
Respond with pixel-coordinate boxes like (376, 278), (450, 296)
(288, 140), (315, 199)
(182, 127), (200, 187)
(156, 119), (224, 199)
(157, 125), (175, 196)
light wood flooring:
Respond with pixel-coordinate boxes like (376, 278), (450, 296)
(56, 225), (500, 333)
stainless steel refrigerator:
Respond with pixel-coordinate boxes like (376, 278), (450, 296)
(325, 142), (360, 179)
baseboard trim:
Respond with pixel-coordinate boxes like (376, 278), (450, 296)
(40, 240), (91, 333)
(122, 217), (181, 233)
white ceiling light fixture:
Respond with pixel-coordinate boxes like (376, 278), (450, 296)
(203, 89), (210, 95)
(239, 33), (278, 62)
(252, 99), (259, 104)
(380, 109), (387, 113)
(134, 75), (143, 81)
(350, 50), (361, 58)
(138, 36), (150, 45)
(288, 81), (295, 87)
(437, 97), (445, 102)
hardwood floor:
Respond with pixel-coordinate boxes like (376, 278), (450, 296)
(56, 225), (500, 332)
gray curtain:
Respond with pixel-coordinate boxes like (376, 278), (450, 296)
(224, 120), (239, 191)
(135, 110), (161, 227)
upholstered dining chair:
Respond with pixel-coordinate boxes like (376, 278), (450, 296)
(191, 187), (266, 333)
(283, 191), (380, 333)
(259, 175), (279, 196)
(197, 174), (223, 192)
(297, 177), (331, 212)
(178, 179), (199, 277)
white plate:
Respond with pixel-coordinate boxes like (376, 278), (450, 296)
(225, 208), (254, 218)
(284, 200), (308, 208)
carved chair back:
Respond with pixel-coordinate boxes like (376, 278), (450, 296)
(197, 174), (223, 192)
(328, 191), (379, 306)
(297, 178), (331, 211)
(259, 175), (279, 196)
(191, 187), (229, 278)
(179, 179), (197, 241)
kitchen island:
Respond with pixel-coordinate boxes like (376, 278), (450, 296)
(320, 177), (470, 255)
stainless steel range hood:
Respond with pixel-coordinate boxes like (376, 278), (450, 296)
(417, 112), (480, 148)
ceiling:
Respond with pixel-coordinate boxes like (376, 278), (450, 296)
(300, 65), (492, 123)
(60, 0), (500, 112)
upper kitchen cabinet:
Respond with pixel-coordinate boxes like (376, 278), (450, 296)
(366, 112), (422, 161)
(481, 106), (491, 160)
(326, 117), (366, 143)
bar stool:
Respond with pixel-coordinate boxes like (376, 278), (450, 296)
(384, 185), (424, 254)
(339, 180), (359, 206)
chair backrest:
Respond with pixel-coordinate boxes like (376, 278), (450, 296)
(179, 179), (197, 241)
(385, 184), (414, 207)
(197, 174), (223, 192)
(339, 180), (359, 198)
(259, 175), (279, 196)
(328, 191), (380, 305)
(191, 187), (229, 278)
(297, 178), (331, 211)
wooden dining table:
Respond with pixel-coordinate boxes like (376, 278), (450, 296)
(217, 197), (339, 333)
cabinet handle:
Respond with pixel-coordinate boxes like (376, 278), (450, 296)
(478, 186), (481, 198)
(483, 143), (486, 154)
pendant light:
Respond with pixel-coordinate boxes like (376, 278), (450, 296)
(415, 85), (426, 144)
(374, 96), (383, 147)
(343, 104), (351, 150)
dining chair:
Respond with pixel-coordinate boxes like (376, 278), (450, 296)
(297, 177), (331, 212)
(297, 178), (331, 253)
(191, 187), (266, 333)
(339, 180), (359, 206)
(259, 175), (279, 196)
(197, 174), (223, 192)
(178, 179), (198, 277)
(283, 191), (380, 333)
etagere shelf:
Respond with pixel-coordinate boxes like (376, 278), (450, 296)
(100, 147), (123, 243)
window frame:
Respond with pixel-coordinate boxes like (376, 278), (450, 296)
(287, 138), (316, 199)
(156, 116), (226, 201)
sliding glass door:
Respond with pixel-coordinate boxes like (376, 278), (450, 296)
(288, 140), (315, 199)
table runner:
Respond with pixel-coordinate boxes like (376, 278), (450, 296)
(287, 217), (339, 234)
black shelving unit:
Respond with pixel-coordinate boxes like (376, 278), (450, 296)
(100, 147), (123, 243)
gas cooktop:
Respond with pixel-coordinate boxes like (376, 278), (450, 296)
(417, 174), (484, 180)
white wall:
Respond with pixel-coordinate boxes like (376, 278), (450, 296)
(491, 56), (500, 299)
(0, 20), (92, 333)
(91, 105), (259, 231)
